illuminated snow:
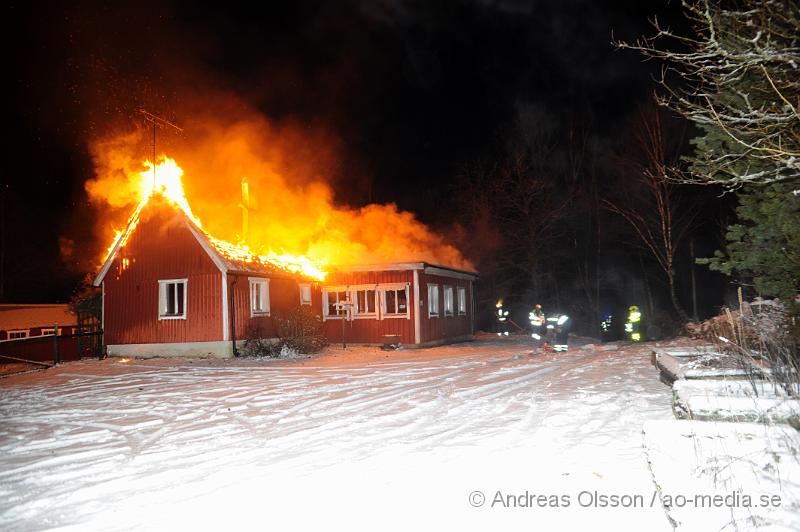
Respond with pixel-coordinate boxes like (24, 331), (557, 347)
(2, 338), (792, 531)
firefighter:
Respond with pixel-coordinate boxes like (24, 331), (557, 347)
(551, 313), (571, 352)
(625, 305), (642, 342)
(600, 311), (613, 342)
(529, 304), (545, 345)
(495, 300), (510, 336)
(543, 312), (570, 351)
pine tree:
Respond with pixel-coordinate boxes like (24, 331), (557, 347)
(699, 182), (800, 298)
(620, 0), (800, 298)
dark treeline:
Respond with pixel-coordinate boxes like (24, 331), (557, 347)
(4, 0), (739, 335)
(449, 101), (732, 337)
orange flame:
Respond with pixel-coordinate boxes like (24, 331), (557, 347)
(103, 156), (329, 280)
(87, 118), (472, 281)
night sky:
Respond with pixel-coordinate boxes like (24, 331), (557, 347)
(6, 0), (726, 324)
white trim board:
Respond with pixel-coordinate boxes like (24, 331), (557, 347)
(221, 272), (229, 342)
(186, 223), (229, 274)
(413, 269), (421, 344)
(423, 265), (478, 281)
(333, 262), (478, 279)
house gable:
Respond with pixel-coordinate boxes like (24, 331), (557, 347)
(94, 203), (226, 287)
(102, 206), (225, 345)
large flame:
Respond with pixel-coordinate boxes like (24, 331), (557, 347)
(86, 117), (472, 281)
(103, 156), (329, 280)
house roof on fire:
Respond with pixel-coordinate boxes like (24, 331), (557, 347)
(93, 201), (312, 286)
(93, 199), (478, 286)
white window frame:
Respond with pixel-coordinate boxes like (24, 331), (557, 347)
(379, 283), (411, 320)
(323, 287), (350, 320)
(249, 278), (271, 317)
(158, 279), (188, 320)
(352, 286), (378, 319)
(40, 328), (57, 336)
(457, 286), (467, 315)
(299, 283), (312, 306)
(7, 329), (29, 340)
(443, 285), (454, 317)
(427, 283), (440, 318)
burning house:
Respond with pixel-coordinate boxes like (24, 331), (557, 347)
(320, 263), (476, 348)
(94, 158), (477, 357)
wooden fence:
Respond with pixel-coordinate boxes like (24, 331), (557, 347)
(0, 328), (103, 366)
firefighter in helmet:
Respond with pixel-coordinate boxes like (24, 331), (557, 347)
(495, 300), (510, 336)
(625, 305), (642, 342)
(529, 304), (545, 345)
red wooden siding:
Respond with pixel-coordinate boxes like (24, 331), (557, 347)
(321, 270), (416, 345)
(100, 204), (477, 350)
(227, 274), (307, 340)
(417, 271), (474, 344)
(104, 210), (224, 345)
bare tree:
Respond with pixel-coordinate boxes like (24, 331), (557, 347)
(453, 140), (572, 310)
(617, 0), (800, 189)
(567, 117), (602, 336)
(605, 104), (696, 322)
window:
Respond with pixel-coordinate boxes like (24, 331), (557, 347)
(381, 286), (409, 318)
(8, 330), (29, 340)
(428, 284), (440, 317)
(353, 288), (377, 318)
(299, 284), (312, 305)
(324, 289), (349, 318)
(40, 328), (57, 336)
(159, 279), (187, 319)
(443, 286), (454, 316)
(250, 278), (270, 316)
(457, 287), (467, 315)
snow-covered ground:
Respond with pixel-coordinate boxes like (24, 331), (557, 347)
(672, 378), (800, 423)
(0, 338), (692, 531)
(644, 420), (800, 531)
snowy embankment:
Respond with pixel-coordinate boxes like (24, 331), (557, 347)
(1, 338), (677, 531)
(646, 345), (800, 531)
(672, 379), (800, 424)
(644, 420), (800, 531)
(653, 348), (771, 382)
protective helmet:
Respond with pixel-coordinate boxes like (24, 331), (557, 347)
(535, 304), (541, 309)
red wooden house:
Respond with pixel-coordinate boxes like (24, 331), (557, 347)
(94, 199), (477, 357)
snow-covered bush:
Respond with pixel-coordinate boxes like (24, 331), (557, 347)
(241, 307), (327, 358)
(273, 306), (328, 354)
(241, 325), (280, 358)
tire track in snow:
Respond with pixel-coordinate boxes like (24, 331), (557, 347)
(0, 340), (676, 531)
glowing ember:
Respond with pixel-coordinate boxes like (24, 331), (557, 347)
(117, 358), (130, 363)
(102, 156), (328, 280)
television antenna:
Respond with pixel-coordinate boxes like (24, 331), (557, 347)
(139, 109), (183, 190)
